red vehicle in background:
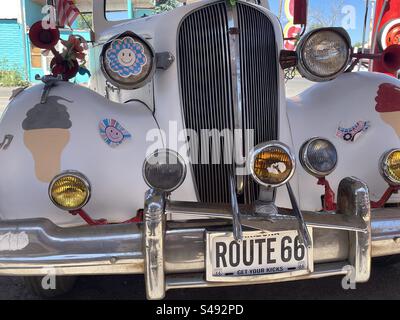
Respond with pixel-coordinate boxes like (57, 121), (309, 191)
(371, 0), (400, 76)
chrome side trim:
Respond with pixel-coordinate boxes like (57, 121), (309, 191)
(287, 182), (312, 248)
(166, 201), (367, 232)
(143, 189), (166, 300)
(229, 175), (243, 241)
(337, 177), (371, 282)
(227, 4), (245, 194)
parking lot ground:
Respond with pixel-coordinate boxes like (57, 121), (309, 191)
(0, 87), (17, 111)
(0, 262), (399, 300)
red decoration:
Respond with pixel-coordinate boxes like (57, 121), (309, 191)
(375, 83), (400, 113)
(371, 186), (400, 208)
(50, 58), (79, 81)
(284, 25), (302, 50)
(386, 24), (400, 47)
(372, 0), (400, 76)
(69, 208), (144, 226)
(293, 0), (308, 25)
(317, 177), (336, 211)
(29, 21), (60, 50)
(28, 20), (88, 81)
(317, 176), (400, 211)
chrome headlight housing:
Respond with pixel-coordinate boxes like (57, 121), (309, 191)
(380, 149), (400, 185)
(49, 171), (91, 211)
(299, 138), (338, 178)
(101, 31), (155, 89)
(297, 28), (351, 82)
(249, 141), (296, 188)
(143, 149), (187, 193)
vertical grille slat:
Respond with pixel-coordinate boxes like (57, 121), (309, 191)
(178, 2), (278, 203)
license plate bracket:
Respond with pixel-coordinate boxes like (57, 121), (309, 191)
(206, 229), (314, 282)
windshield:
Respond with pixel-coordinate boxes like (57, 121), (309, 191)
(105, 0), (194, 21)
(82, 0), (372, 48)
(271, 0), (373, 50)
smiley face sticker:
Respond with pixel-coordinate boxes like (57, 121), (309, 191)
(99, 119), (131, 148)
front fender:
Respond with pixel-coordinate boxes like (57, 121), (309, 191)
(288, 72), (400, 211)
(0, 82), (166, 225)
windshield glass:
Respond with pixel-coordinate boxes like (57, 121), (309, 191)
(105, 0), (194, 21)
(270, 0), (373, 49)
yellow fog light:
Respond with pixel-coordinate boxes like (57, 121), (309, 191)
(49, 171), (91, 211)
(249, 142), (296, 188)
(380, 149), (400, 185)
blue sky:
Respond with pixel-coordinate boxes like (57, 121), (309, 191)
(269, 0), (370, 44)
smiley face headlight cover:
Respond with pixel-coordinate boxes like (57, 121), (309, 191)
(101, 32), (155, 89)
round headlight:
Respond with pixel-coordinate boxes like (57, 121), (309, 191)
(143, 149), (187, 193)
(297, 28), (351, 82)
(49, 171), (91, 211)
(299, 138), (338, 178)
(380, 149), (400, 185)
(101, 31), (155, 89)
(249, 142), (295, 188)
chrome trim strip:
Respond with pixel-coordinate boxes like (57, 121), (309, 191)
(227, 4), (245, 194)
(287, 182), (312, 249)
(166, 201), (368, 232)
(229, 175), (243, 241)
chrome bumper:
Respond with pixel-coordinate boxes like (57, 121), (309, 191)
(0, 178), (400, 299)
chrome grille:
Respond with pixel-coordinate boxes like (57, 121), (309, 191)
(178, 2), (278, 203)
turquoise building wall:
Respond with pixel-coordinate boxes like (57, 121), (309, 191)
(0, 19), (25, 73)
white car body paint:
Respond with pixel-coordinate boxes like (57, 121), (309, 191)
(287, 72), (400, 211)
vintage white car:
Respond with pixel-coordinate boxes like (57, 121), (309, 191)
(2, 0), (400, 299)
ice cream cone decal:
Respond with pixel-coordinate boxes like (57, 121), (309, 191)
(22, 96), (72, 183)
(376, 83), (400, 136)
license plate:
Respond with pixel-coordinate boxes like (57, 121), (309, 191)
(206, 230), (313, 282)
